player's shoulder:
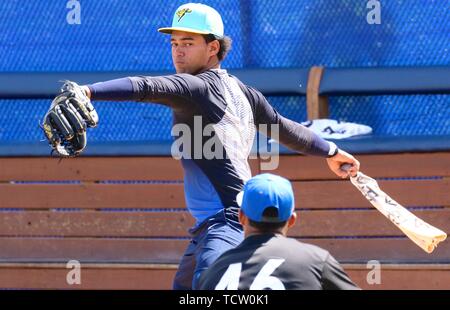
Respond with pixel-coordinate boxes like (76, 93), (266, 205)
(170, 72), (206, 85)
(227, 74), (266, 104)
(280, 236), (332, 261)
(192, 70), (227, 91)
(195, 69), (223, 83)
(229, 74), (262, 95)
(163, 72), (208, 94)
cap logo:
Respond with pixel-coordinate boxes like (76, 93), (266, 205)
(176, 8), (192, 22)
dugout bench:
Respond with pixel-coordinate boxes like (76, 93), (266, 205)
(0, 67), (449, 289)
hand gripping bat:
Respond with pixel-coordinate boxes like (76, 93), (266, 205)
(341, 164), (447, 253)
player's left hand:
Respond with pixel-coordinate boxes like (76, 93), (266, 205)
(41, 81), (98, 157)
(326, 149), (360, 178)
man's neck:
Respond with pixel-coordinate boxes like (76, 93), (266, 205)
(198, 57), (221, 74)
(196, 63), (220, 75)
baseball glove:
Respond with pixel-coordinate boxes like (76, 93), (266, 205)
(42, 81), (98, 157)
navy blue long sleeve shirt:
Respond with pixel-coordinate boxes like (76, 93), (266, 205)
(88, 69), (335, 226)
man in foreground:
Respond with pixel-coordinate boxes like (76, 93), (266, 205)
(198, 173), (359, 290)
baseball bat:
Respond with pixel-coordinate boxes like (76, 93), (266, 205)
(341, 164), (447, 253)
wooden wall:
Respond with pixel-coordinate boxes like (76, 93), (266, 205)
(0, 153), (448, 289)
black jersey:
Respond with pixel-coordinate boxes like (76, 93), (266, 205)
(198, 233), (359, 290)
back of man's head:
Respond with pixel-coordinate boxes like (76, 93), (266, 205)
(237, 173), (296, 234)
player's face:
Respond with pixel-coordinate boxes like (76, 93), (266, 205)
(170, 31), (212, 74)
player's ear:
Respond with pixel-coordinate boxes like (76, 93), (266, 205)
(208, 40), (220, 56)
(287, 212), (297, 228)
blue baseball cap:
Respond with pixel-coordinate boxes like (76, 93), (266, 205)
(236, 174), (295, 223)
(158, 3), (224, 38)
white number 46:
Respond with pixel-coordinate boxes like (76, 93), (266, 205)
(215, 258), (285, 290)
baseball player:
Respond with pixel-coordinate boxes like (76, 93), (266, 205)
(198, 173), (360, 290)
(42, 3), (360, 289)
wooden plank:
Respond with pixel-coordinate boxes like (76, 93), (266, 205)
(0, 209), (448, 238)
(0, 157), (184, 181)
(0, 237), (448, 263)
(1, 178), (447, 209)
(289, 209), (450, 237)
(0, 263), (448, 289)
(0, 157), (260, 182)
(306, 66), (329, 120)
(0, 211), (195, 237)
(344, 264), (450, 290)
(0, 264), (177, 289)
(1, 153), (448, 182)
(306, 237), (450, 263)
(292, 179), (450, 208)
(270, 153), (450, 180)
(0, 238), (189, 263)
(248, 158), (260, 175)
(0, 183), (186, 209)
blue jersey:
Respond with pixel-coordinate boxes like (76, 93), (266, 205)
(88, 69), (333, 226)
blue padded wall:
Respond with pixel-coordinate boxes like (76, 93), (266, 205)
(0, 97), (306, 142)
(329, 95), (450, 136)
(1, 0), (448, 71)
(3, 94), (447, 143)
(0, 0), (244, 71)
(247, 0), (450, 68)
(0, 0), (449, 143)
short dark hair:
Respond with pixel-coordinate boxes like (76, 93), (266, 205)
(203, 34), (232, 61)
(246, 207), (288, 233)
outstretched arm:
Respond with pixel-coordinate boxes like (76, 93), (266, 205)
(82, 73), (206, 109)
